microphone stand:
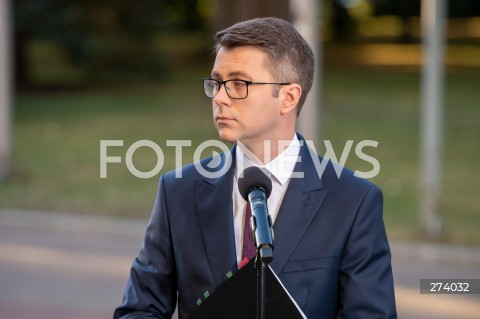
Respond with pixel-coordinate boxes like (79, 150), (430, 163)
(255, 246), (273, 319)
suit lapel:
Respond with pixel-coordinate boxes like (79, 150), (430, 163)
(270, 137), (329, 273)
(195, 150), (237, 287)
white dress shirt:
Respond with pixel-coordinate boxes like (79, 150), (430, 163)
(232, 134), (301, 264)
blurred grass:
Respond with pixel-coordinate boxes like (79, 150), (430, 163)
(1, 65), (479, 245)
(322, 68), (480, 245)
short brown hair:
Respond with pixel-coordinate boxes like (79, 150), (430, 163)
(213, 17), (314, 114)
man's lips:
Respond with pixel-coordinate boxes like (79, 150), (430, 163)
(215, 116), (235, 124)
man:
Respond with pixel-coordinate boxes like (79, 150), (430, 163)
(114, 17), (397, 319)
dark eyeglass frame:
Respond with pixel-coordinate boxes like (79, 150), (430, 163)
(202, 78), (292, 99)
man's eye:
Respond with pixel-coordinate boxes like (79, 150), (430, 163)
(233, 81), (247, 87)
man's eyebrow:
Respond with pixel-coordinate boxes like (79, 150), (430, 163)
(210, 70), (253, 80)
(228, 71), (253, 79)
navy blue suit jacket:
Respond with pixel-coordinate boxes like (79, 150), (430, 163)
(114, 135), (397, 319)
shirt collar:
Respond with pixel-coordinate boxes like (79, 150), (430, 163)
(235, 134), (301, 185)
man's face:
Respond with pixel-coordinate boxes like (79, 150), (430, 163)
(211, 46), (284, 148)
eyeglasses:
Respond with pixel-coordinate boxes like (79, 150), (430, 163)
(202, 78), (292, 99)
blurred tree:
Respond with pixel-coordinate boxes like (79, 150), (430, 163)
(209, 0), (289, 32)
(373, 0), (480, 17)
(13, 0), (208, 90)
(372, 0), (480, 42)
(14, 0), (87, 89)
(330, 0), (356, 41)
(80, 0), (170, 83)
(372, 0), (420, 16)
(447, 0), (480, 17)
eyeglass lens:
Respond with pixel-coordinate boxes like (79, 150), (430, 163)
(204, 80), (248, 99)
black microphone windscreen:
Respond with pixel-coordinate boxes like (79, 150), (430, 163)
(238, 166), (272, 200)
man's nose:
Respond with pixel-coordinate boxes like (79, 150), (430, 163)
(213, 83), (231, 105)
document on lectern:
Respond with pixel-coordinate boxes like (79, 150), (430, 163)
(188, 258), (307, 319)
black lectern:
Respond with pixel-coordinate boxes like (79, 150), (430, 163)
(188, 258), (305, 319)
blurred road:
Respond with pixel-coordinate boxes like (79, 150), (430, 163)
(1, 209), (479, 319)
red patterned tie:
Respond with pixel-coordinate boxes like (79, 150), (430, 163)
(242, 203), (256, 261)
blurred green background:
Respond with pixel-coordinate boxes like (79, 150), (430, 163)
(1, 0), (479, 245)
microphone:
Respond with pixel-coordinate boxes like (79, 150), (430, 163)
(238, 166), (274, 264)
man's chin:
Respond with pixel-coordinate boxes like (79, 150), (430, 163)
(216, 131), (238, 144)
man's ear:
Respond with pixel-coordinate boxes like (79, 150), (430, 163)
(279, 84), (302, 116)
